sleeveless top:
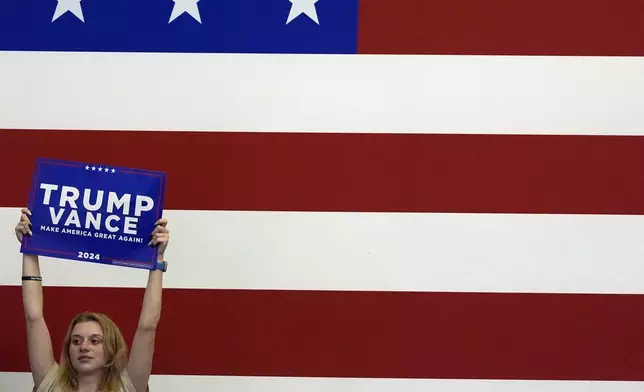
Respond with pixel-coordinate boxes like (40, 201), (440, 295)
(33, 362), (146, 392)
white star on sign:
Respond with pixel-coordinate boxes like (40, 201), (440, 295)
(286, 0), (319, 25)
(169, 0), (202, 23)
(52, 0), (85, 22)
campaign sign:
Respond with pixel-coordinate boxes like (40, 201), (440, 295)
(20, 158), (166, 270)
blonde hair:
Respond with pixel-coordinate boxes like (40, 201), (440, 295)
(55, 312), (128, 392)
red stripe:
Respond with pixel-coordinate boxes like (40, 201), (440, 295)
(358, 0), (644, 56)
(2, 286), (644, 380)
(2, 129), (644, 214)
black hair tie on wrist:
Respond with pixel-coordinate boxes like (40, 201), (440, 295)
(22, 276), (42, 281)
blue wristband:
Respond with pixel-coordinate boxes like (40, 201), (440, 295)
(154, 261), (168, 272)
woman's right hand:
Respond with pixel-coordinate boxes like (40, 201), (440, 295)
(15, 208), (33, 243)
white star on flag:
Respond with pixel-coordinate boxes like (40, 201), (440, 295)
(52, 0), (85, 22)
(169, 0), (202, 24)
(286, 0), (320, 25)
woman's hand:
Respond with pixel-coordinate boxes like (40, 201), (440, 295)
(149, 218), (169, 256)
(15, 208), (33, 243)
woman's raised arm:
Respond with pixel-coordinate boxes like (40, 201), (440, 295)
(127, 218), (169, 392)
(16, 208), (56, 388)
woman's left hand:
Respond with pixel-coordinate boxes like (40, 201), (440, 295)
(149, 218), (169, 256)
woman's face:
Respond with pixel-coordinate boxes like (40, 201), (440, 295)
(69, 321), (107, 374)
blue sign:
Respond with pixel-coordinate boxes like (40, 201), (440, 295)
(21, 158), (166, 270)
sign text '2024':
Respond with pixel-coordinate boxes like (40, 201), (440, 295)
(78, 251), (100, 260)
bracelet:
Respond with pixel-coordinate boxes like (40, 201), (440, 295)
(22, 276), (42, 281)
(153, 261), (168, 272)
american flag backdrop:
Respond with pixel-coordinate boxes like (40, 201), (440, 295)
(2, 0), (644, 390)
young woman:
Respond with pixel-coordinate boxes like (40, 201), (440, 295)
(15, 208), (170, 392)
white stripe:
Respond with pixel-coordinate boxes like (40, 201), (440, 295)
(2, 207), (644, 294)
(1, 372), (643, 391)
(0, 51), (643, 135)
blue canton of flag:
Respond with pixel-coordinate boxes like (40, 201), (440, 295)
(0, 0), (359, 54)
(21, 158), (166, 270)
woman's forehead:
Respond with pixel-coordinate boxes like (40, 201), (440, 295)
(72, 321), (103, 335)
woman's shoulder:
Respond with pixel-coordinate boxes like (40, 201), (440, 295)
(33, 362), (60, 392)
(120, 368), (149, 392)
(30, 362), (148, 392)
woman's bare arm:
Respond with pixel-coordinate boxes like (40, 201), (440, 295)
(17, 209), (55, 388)
(127, 219), (169, 392)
